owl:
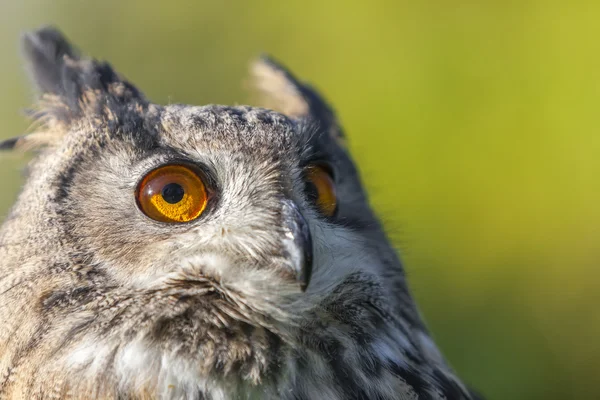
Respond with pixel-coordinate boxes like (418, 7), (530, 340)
(0, 27), (482, 400)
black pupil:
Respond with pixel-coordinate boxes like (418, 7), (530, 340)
(161, 183), (185, 204)
(305, 181), (319, 203)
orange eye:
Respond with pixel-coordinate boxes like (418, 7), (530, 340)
(305, 164), (337, 217)
(136, 164), (208, 223)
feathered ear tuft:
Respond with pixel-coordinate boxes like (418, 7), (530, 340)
(22, 26), (145, 112)
(22, 26), (81, 96)
(14, 26), (147, 150)
(249, 55), (344, 143)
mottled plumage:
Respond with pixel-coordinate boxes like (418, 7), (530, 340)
(0, 27), (481, 399)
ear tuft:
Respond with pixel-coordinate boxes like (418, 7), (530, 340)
(250, 55), (344, 143)
(17, 26), (146, 147)
(250, 55), (310, 118)
(21, 26), (80, 96)
(22, 26), (144, 110)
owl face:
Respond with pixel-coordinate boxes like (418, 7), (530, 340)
(57, 100), (381, 301)
(0, 28), (474, 400)
(40, 101), (386, 385)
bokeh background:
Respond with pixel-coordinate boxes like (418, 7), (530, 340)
(1, 1), (599, 399)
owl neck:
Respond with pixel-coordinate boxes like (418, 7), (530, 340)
(269, 275), (474, 400)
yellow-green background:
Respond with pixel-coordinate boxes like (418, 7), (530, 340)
(1, 1), (599, 399)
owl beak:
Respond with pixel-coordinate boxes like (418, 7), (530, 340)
(281, 199), (313, 292)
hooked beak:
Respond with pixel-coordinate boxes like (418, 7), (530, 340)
(281, 199), (313, 292)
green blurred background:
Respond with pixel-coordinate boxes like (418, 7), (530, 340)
(1, 1), (599, 399)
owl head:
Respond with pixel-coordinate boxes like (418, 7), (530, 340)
(0, 27), (474, 399)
